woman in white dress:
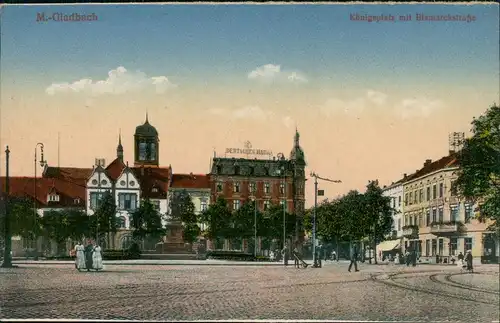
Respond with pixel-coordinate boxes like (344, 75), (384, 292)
(75, 243), (86, 271)
(92, 244), (103, 271)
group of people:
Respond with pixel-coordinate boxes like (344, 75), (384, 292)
(74, 241), (103, 272)
(457, 250), (474, 272)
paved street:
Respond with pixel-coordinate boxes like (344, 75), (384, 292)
(1, 261), (498, 321)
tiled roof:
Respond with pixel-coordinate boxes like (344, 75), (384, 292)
(105, 158), (127, 181)
(131, 166), (171, 198)
(43, 166), (92, 186)
(0, 176), (85, 207)
(405, 153), (458, 183)
(170, 174), (210, 189)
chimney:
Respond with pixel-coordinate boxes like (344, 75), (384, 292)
(403, 173), (407, 179)
(424, 159), (432, 167)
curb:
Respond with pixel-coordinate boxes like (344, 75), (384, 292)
(12, 261), (286, 267)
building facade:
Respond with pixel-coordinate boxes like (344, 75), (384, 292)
(207, 130), (306, 251)
(382, 179), (404, 239)
(401, 154), (498, 264)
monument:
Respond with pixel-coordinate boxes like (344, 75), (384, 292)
(156, 221), (189, 254)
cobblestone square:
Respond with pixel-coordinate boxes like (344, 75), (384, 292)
(1, 262), (498, 321)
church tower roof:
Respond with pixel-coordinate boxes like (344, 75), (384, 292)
(135, 112), (158, 137)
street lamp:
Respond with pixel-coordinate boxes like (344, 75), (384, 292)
(253, 197), (257, 257)
(1, 146), (12, 268)
(34, 143), (46, 254)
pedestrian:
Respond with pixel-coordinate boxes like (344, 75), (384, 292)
(457, 251), (464, 268)
(293, 245), (300, 268)
(331, 250), (337, 261)
(92, 244), (103, 271)
(348, 244), (359, 272)
(74, 241), (86, 271)
(465, 250), (473, 272)
(84, 240), (94, 272)
(282, 244), (289, 267)
(405, 250), (411, 266)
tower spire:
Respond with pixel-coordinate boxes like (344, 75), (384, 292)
(145, 110), (149, 123)
(117, 129), (124, 162)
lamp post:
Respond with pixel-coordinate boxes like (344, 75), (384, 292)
(253, 198), (257, 257)
(34, 143), (46, 254)
(1, 146), (12, 268)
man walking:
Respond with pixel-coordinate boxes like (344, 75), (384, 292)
(348, 243), (359, 272)
(282, 243), (289, 267)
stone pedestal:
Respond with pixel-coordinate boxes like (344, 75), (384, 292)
(156, 222), (189, 254)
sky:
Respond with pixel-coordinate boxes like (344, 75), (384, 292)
(1, 3), (499, 206)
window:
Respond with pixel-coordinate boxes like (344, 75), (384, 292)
(419, 189), (423, 203)
(280, 183), (285, 195)
(138, 142), (147, 161)
(450, 238), (458, 256)
(392, 198), (396, 208)
(438, 207), (444, 223)
(152, 187), (158, 193)
(413, 191), (417, 204)
(439, 183), (444, 198)
(149, 142), (157, 160)
(263, 200), (271, 210)
(450, 205), (459, 222)
(119, 193), (137, 210)
(297, 183), (304, 195)
(409, 192), (413, 205)
(431, 239), (437, 256)
(118, 216), (126, 229)
(464, 237), (473, 253)
(216, 165), (222, 174)
(279, 200), (287, 211)
(432, 185), (437, 199)
(200, 200), (208, 212)
(438, 239), (444, 255)
(419, 214), (423, 227)
(426, 209), (431, 226)
(432, 208), (437, 223)
(48, 194), (60, 202)
(264, 167), (269, 176)
(398, 196), (401, 206)
(233, 182), (241, 193)
(264, 182), (270, 194)
(74, 198), (81, 205)
(216, 182), (223, 192)
(405, 193), (408, 206)
(405, 214), (409, 226)
(249, 166), (254, 175)
(426, 187), (431, 201)
(90, 192), (105, 209)
(465, 204), (473, 223)
(397, 219), (401, 231)
(233, 200), (241, 211)
(249, 182), (256, 194)
(425, 239), (430, 256)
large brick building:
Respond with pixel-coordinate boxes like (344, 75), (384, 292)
(208, 130), (307, 250)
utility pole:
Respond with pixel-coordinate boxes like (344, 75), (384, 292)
(2, 146), (12, 268)
(310, 172), (341, 267)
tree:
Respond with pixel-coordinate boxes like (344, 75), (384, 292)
(130, 198), (165, 245)
(93, 191), (118, 241)
(454, 104), (500, 233)
(65, 209), (92, 242)
(200, 196), (232, 240)
(363, 180), (394, 264)
(7, 197), (42, 242)
(170, 190), (200, 243)
(264, 204), (296, 247)
(41, 210), (71, 255)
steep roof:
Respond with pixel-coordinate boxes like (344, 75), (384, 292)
(170, 174), (210, 189)
(131, 166), (171, 198)
(105, 158), (127, 181)
(43, 166), (92, 186)
(0, 176), (85, 207)
(405, 153), (458, 183)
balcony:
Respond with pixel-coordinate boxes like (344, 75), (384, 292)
(430, 221), (463, 236)
(402, 225), (419, 238)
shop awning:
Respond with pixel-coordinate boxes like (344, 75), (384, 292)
(377, 240), (400, 252)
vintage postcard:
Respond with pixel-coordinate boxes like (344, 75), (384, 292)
(0, 2), (499, 322)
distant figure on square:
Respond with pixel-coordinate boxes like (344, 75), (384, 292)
(293, 245), (300, 268)
(348, 244), (359, 272)
(93, 244), (104, 271)
(74, 242), (86, 271)
(465, 250), (473, 272)
(457, 251), (465, 268)
(84, 241), (94, 271)
(282, 244), (289, 266)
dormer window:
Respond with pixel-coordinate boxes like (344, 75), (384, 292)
(152, 187), (158, 193)
(234, 165), (240, 175)
(74, 198), (81, 205)
(48, 194), (60, 202)
(216, 165), (222, 174)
